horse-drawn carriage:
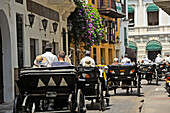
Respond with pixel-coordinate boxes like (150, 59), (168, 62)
(108, 65), (141, 95)
(156, 63), (167, 79)
(137, 63), (158, 85)
(13, 66), (86, 113)
(77, 66), (107, 111)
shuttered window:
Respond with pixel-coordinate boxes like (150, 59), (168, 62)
(15, 0), (23, 4)
(148, 11), (159, 26)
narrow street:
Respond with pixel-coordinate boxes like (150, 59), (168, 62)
(1, 80), (170, 113)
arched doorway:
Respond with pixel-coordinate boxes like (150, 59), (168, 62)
(0, 10), (12, 103)
(146, 40), (162, 61)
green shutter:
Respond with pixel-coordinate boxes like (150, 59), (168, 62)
(146, 40), (162, 51)
(147, 4), (159, 12)
(128, 6), (134, 13)
(129, 41), (137, 51)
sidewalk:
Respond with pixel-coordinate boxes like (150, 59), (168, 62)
(0, 102), (13, 113)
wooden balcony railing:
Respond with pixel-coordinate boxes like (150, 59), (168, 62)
(98, 0), (126, 18)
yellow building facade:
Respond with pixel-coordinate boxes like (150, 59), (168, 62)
(88, 0), (126, 65)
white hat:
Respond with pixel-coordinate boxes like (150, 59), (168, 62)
(114, 58), (118, 62)
(157, 54), (161, 57)
(83, 59), (92, 67)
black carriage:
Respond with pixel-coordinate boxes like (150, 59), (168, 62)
(156, 63), (167, 79)
(77, 66), (106, 111)
(137, 63), (158, 85)
(108, 65), (141, 95)
(13, 66), (86, 113)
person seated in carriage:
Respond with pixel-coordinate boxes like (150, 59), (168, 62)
(112, 58), (119, 65)
(52, 51), (71, 66)
(80, 50), (95, 67)
(124, 59), (132, 65)
(33, 55), (49, 67)
(121, 54), (131, 64)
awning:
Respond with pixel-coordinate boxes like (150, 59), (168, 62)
(147, 4), (159, 12)
(129, 41), (137, 51)
(128, 6), (134, 13)
(146, 40), (162, 51)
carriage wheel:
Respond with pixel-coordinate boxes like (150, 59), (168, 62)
(99, 82), (104, 111)
(77, 89), (86, 113)
(13, 94), (22, 113)
(156, 71), (159, 85)
(23, 96), (34, 113)
(137, 75), (141, 96)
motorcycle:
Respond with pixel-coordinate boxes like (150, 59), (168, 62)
(165, 72), (170, 95)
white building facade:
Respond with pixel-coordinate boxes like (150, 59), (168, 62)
(0, 0), (75, 103)
(120, 0), (129, 58)
(128, 0), (170, 62)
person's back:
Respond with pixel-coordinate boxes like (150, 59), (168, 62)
(124, 59), (132, 65)
(41, 43), (58, 66)
(155, 54), (163, 63)
(165, 54), (170, 63)
(80, 51), (95, 66)
(121, 54), (131, 64)
(52, 51), (70, 66)
(112, 58), (119, 65)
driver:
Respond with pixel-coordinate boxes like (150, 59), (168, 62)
(80, 50), (95, 66)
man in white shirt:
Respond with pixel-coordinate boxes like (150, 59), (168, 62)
(155, 54), (163, 63)
(80, 51), (95, 66)
(41, 42), (58, 67)
(165, 54), (170, 63)
(121, 54), (131, 64)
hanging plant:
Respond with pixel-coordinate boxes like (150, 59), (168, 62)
(69, 0), (105, 49)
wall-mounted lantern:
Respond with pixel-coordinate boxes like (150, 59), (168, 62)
(25, 13), (35, 28)
(40, 18), (48, 32)
(50, 22), (58, 34)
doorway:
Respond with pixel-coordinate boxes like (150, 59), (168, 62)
(0, 28), (4, 103)
(148, 50), (161, 61)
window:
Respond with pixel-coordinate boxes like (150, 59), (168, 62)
(104, 20), (108, 41)
(100, 48), (105, 64)
(115, 18), (118, 31)
(62, 28), (66, 53)
(93, 48), (97, 63)
(92, 0), (95, 4)
(124, 27), (128, 47)
(112, 21), (115, 42)
(100, 0), (103, 7)
(30, 39), (37, 66)
(148, 11), (159, 26)
(42, 40), (49, 53)
(15, 0), (23, 4)
(128, 13), (134, 27)
(109, 21), (112, 41)
(16, 14), (24, 68)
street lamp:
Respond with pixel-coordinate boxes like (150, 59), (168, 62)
(40, 18), (48, 32)
(25, 13), (35, 28)
(67, 20), (73, 32)
(50, 22), (58, 34)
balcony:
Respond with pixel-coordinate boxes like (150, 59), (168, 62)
(128, 25), (170, 36)
(97, 0), (126, 18)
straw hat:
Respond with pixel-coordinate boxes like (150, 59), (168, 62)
(34, 55), (48, 66)
(157, 54), (161, 57)
(83, 59), (92, 67)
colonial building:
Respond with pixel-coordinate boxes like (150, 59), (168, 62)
(128, 0), (170, 62)
(88, 0), (127, 65)
(0, 0), (75, 103)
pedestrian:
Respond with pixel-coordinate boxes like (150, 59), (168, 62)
(52, 51), (71, 66)
(80, 50), (95, 67)
(41, 42), (58, 67)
